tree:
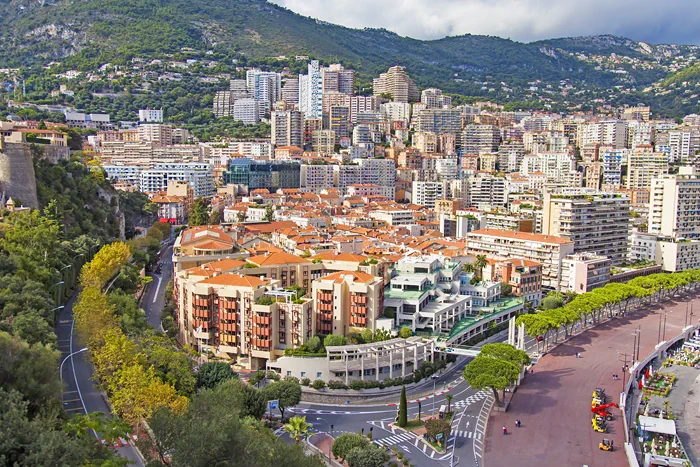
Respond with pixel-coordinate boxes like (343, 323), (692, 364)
(345, 443), (389, 467)
(188, 198), (210, 226)
(397, 385), (408, 427)
(424, 417), (451, 444)
(500, 282), (513, 296)
(283, 415), (312, 443)
(11, 310), (57, 346)
(79, 242), (131, 289)
(332, 433), (369, 462)
(209, 208), (222, 225)
(236, 210), (247, 223)
(473, 254), (488, 278)
(463, 356), (521, 406)
(542, 292), (565, 310)
(398, 326), (413, 339)
(196, 362), (237, 390)
(262, 380), (301, 420)
(323, 334), (347, 347)
(478, 343), (530, 367)
(446, 393), (453, 413)
(263, 203), (276, 222)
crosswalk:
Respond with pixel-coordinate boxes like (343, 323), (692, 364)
(451, 430), (481, 440)
(374, 432), (415, 447)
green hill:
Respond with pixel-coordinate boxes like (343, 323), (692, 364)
(0, 0), (684, 93)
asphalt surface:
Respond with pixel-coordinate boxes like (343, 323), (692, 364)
(484, 291), (700, 467)
(56, 239), (174, 466)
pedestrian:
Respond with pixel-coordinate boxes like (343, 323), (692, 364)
(515, 419), (521, 428)
(576, 352), (581, 358)
(502, 426), (507, 435)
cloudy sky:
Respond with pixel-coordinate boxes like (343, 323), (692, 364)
(271, 0), (700, 45)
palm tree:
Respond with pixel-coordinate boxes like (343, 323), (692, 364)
(446, 394), (453, 413)
(284, 415), (312, 443)
(462, 262), (475, 273)
(474, 255), (488, 278)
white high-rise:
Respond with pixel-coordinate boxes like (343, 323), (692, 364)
(299, 61), (324, 119)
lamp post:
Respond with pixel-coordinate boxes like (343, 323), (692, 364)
(50, 306), (64, 325)
(59, 265), (72, 299)
(316, 417), (333, 461)
(89, 244), (100, 260)
(431, 374), (439, 418)
(59, 347), (88, 382)
(72, 253), (85, 287)
(50, 281), (65, 305)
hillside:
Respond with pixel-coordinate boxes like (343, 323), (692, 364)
(0, 0), (695, 92)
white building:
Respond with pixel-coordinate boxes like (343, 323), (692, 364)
(232, 98), (260, 124)
(138, 108), (164, 123)
(656, 237), (700, 272)
(299, 60), (323, 119)
(649, 167), (700, 239)
(139, 163), (215, 198)
(412, 181), (447, 209)
(561, 253), (611, 293)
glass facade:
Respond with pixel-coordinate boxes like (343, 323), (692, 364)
(222, 159), (301, 192)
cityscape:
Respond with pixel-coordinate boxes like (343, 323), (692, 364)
(1, 1), (700, 467)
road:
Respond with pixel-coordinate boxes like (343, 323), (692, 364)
(288, 332), (532, 467)
(56, 239), (174, 466)
(484, 291), (700, 467)
(56, 293), (143, 465)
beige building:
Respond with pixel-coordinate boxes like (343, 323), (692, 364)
(656, 237), (700, 272)
(312, 270), (384, 337)
(271, 110), (304, 148)
(542, 189), (631, 265)
(173, 225), (239, 271)
(467, 228), (575, 290)
(561, 253), (611, 293)
(626, 145), (668, 190)
(372, 66), (419, 103)
(138, 124), (173, 146)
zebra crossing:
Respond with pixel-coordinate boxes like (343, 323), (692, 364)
(451, 430), (481, 440)
(374, 432), (415, 447)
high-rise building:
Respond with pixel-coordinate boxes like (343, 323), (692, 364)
(542, 189), (631, 265)
(415, 108), (462, 145)
(412, 181), (447, 208)
(140, 163), (215, 198)
(329, 106), (350, 139)
(421, 88), (451, 108)
(281, 79), (300, 107)
(138, 124), (173, 146)
(462, 125), (500, 154)
(212, 91), (233, 117)
(468, 173), (507, 209)
(576, 120), (628, 149)
(649, 167), (700, 239)
(311, 129), (336, 153)
(626, 145), (668, 190)
(299, 60), (324, 119)
(245, 70), (281, 111)
(321, 64), (355, 94)
(667, 128), (700, 164)
(232, 98), (261, 125)
(380, 102), (411, 123)
(601, 149), (627, 188)
(138, 108), (163, 123)
(271, 110), (304, 147)
(372, 66), (419, 103)
(322, 94), (378, 125)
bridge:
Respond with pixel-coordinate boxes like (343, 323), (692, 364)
(432, 343), (481, 357)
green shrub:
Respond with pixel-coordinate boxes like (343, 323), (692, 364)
(328, 380), (348, 390)
(311, 379), (326, 390)
(300, 377), (311, 386)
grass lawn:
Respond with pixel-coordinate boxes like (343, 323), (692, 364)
(403, 419), (424, 430)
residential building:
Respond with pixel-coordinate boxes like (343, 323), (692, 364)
(322, 64), (355, 94)
(138, 108), (163, 123)
(412, 181), (447, 209)
(222, 159), (301, 194)
(542, 189), (631, 265)
(271, 110), (304, 147)
(561, 253), (611, 293)
(649, 168), (700, 239)
(467, 228), (575, 290)
(626, 146), (668, 190)
(462, 125), (500, 154)
(656, 237), (700, 272)
(140, 163), (215, 198)
(468, 173), (507, 209)
(312, 271), (384, 336)
(372, 66), (419, 103)
(421, 88), (451, 108)
(629, 232), (658, 263)
(232, 98), (260, 124)
(484, 258), (543, 307)
(299, 60), (324, 119)
(213, 91), (233, 117)
(138, 124), (173, 146)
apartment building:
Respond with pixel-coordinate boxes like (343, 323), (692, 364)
(311, 129), (336, 153)
(483, 258), (543, 307)
(542, 189), (631, 265)
(601, 149), (627, 188)
(140, 163), (215, 198)
(414, 108), (462, 144)
(322, 94), (377, 125)
(468, 173), (507, 209)
(232, 98), (261, 124)
(421, 88), (452, 108)
(213, 91), (233, 117)
(629, 232), (657, 263)
(626, 145), (668, 190)
(138, 108), (163, 123)
(312, 271), (384, 337)
(576, 120), (628, 149)
(271, 110), (304, 147)
(173, 226), (239, 271)
(138, 124), (173, 146)
(372, 66), (419, 103)
(649, 168), (700, 239)
(412, 181), (447, 209)
(462, 125), (500, 154)
(300, 164), (336, 193)
(328, 105), (350, 138)
(100, 141), (201, 167)
(322, 64), (355, 94)
(561, 253), (611, 293)
(369, 209), (416, 227)
(667, 128), (700, 164)
(656, 237), (700, 272)
(467, 228), (575, 290)
(299, 60), (324, 119)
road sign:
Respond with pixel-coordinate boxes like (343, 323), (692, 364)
(268, 399), (279, 410)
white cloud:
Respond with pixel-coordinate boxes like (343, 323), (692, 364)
(270, 0), (700, 45)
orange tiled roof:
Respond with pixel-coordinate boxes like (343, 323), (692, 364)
(469, 228), (572, 245)
(247, 251), (310, 266)
(320, 270), (378, 284)
(199, 273), (268, 288)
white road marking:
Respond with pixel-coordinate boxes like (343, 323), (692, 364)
(152, 275), (163, 303)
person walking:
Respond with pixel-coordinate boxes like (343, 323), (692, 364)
(515, 419), (521, 428)
(502, 426), (507, 435)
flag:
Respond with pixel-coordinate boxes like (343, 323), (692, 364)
(639, 379), (643, 390)
(645, 367), (650, 379)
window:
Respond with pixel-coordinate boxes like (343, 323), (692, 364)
(287, 371), (292, 376)
(301, 372), (306, 377)
(317, 372), (322, 378)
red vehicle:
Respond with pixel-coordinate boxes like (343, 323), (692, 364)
(591, 402), (619, 421)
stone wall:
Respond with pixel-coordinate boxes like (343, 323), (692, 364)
(0, 138), (39, 208)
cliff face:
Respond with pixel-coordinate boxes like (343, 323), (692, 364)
(0, 139), (39, 208)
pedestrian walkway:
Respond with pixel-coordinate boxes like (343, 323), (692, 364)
(374, 432), (415, 447)
(452, 390), (488, 409)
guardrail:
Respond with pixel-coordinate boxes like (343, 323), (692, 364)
(620, 323), (700, 467)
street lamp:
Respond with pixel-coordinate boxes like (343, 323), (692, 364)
(50, 281), (65, 304)
(315, 417), (333, 461)
(59, 347), (88, 382)
(431, 374), (439, 417)
(72, 253), (85, 287)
